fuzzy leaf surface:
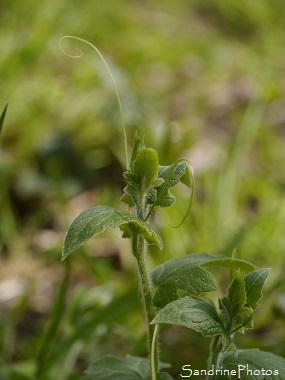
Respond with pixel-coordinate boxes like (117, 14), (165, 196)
(152, 162), (191, 208)
(151, 253), (217, 308)
(212, 349), (285, 379)
(227, 271), (247, 318)
(133, 148), (159, 192)
(81, 355), (174, 380)
(121, 147), (163, 208)
(151, 296), (231, 348)
(244, 268), (270, 309)
(62, 205), (162, 259)
(129, 132), (143, 169)
(151, 253), (255, 308)
(219, 271), (254, 333)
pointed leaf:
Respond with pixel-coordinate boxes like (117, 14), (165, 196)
(121, 133), (145, 207)
(227, 271), (247, 318)
(220, 271), (259, 334)
(0, 103), (8, 135)
(151, 296), (231, 349)
(62, 205), (162, 260)
(129, 132), (144, 171)
(244, 268), (270, 310)
(213, 349), (285, 380)
(133, 148), (159, 191)
(151, 253), (255, 308)
(151, 253), (217, 308)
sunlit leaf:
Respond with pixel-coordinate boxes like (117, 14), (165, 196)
(151, 296), (231, 349)
(151, 253), (255, 308)
(121, 146), (163, 208)
(151, 253), (217, 308)
(227, 271), (247, 318)
(62, 205), (162, 260)
(244, 268), (270, 310)
(219, 271), (253, 333)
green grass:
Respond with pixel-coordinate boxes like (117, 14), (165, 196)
(1, 0), (285, 378)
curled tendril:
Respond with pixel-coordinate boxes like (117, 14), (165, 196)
(59, 35), (129, 169)
(169, 159), (195, 229)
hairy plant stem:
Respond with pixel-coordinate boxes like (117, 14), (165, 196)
(207, 336), (223, 379)
(132, 234), (158, 378)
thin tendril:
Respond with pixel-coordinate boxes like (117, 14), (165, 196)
(59, 36), (129, 169)
(145, 159), (194, 227)
(170, 160), (195, 228)
(145, 159), (194, 224)
(231, 315), (252, 334)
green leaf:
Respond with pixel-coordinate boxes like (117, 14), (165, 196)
(133, 148), (160, 191)
(227, 271), (247, 318)
(129, 132), (144, 170)
(151, 296), (231, 349)
(244, 268), (270, 310)
(121, 147), (163, 208)
(152, 162), (191, 208)
(218, 269), (270, 334)
(202, 258), (256, 273)
(220, 271), (254, 333)
(151, 253), (255, 308)
(81, 355), (150, 380)
(151, 253), (217, 308)
(81, 355), (174, 380)
(62, 205), (162, 260)
(0, 103), (8, 136)
(213, 349), (285, 379)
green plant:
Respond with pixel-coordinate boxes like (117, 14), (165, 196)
(61, 38), (285, 379)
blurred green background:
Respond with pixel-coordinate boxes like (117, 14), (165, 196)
(1, 0), (285, 378)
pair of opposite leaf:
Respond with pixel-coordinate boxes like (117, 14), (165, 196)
(62, 134), (192, 259)
(151, 255), (270, 352)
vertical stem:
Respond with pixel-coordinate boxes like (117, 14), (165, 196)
(207, 336), (223, 379)
(132, 235), (158, 377)
(151, 324), (159, 380)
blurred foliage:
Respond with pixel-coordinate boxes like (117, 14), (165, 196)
(1, 0), (285, 378)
